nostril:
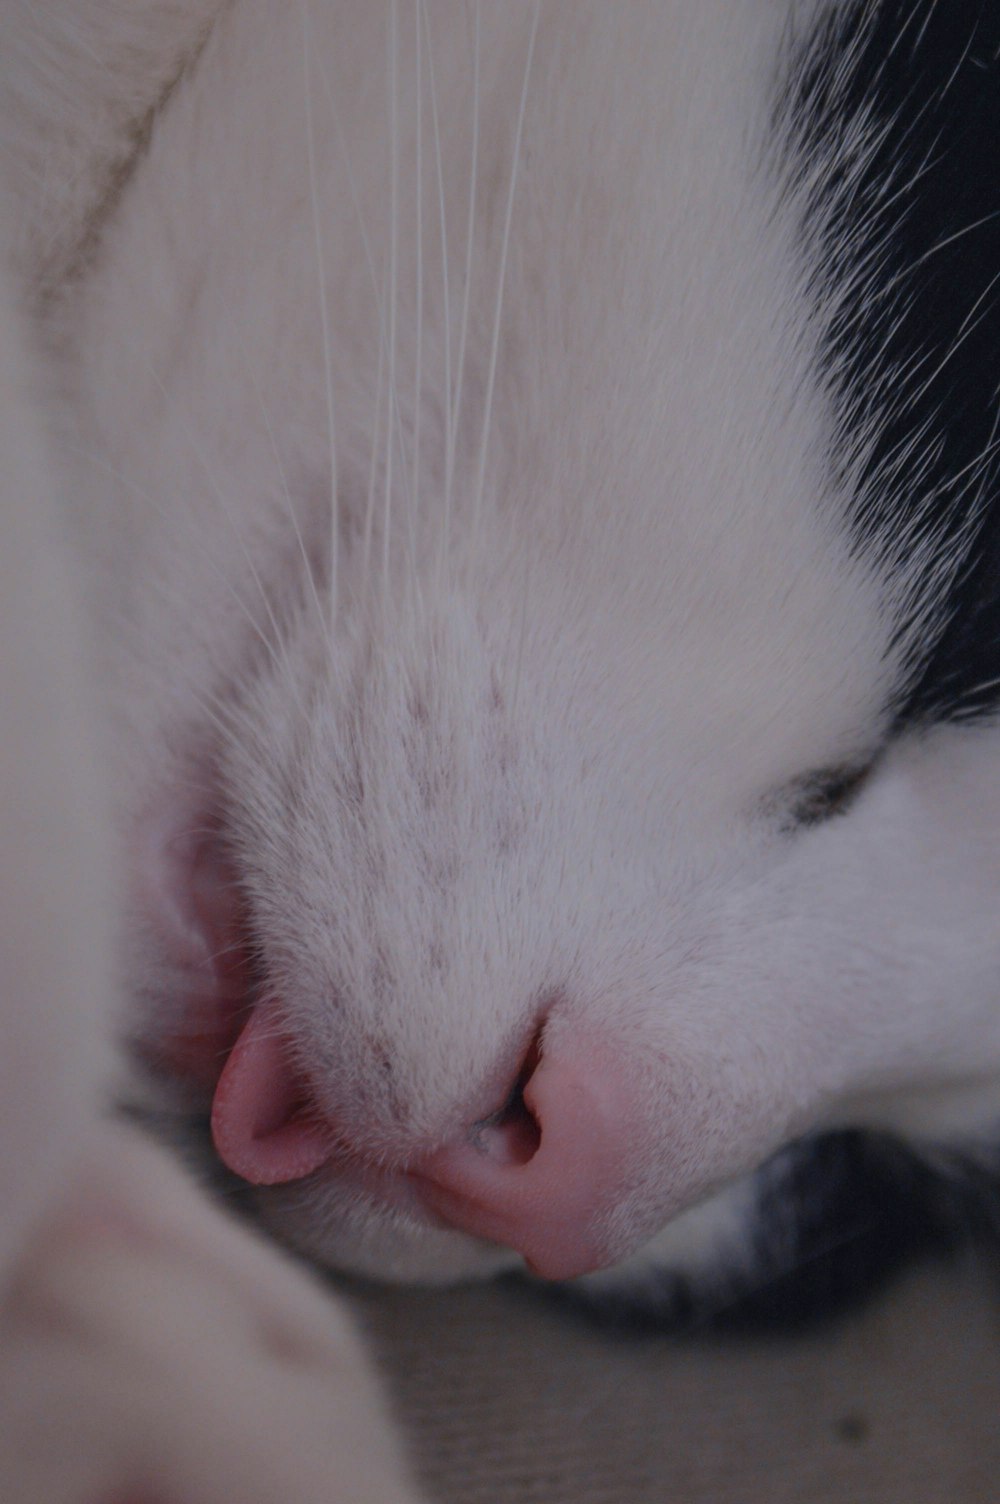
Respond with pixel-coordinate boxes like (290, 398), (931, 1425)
(409, 1029), (629, 1280)
(471, 1088), (541, 1167)
(470, 1029), (543, 1166)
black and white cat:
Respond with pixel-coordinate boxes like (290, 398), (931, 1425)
(9, 0), (1000, 1335)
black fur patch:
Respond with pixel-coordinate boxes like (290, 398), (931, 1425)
(533, 6), (1000, 1341)
(555, 1131), (995, 1336)
(783, 0), (1000, 724)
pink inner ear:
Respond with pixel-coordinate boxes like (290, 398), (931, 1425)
(210, 1006), (332, 1185)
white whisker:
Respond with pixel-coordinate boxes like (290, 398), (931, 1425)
(472, 1), (540, 553)
(204, 942), (247, 968)
(959, 675), (1000, 704)
(411, 0), (425, 612)
(509, 534), (533, 727)
(422, 0), (453, 597)
(446, 0), (481, 550)
(309, 15), (414, 605)
(908, 269), (1000, 410)
(62, 438), (288, 689)
(247, 365), (328, 649)
(186, 681), (255, 753)
(384, 0), (399, 595)
(364, 269), (389, 592)
(301, 0), (340, 632)
(162, 395), (301, 702)
(307, 38), (386, 605)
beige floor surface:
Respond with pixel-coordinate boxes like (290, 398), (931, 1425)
(356, 1258), (1000, 1503)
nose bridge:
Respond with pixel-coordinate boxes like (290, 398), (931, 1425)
(307, 911), (544, 1157)
(346, 859), (550, 1114)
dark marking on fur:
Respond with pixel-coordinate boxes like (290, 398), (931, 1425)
(784, 0), (1000, 723)
(556, 1131), (996, 1335)
(779, 762), (875, 830)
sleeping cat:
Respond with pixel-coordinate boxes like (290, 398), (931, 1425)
(11, 0), (1000, 1335)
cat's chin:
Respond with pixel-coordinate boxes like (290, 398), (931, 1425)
(249, 1174), (526, 1287)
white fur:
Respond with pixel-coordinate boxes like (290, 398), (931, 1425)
(0, 1128), (423, 1503)
(10, 0), (1000, 1294)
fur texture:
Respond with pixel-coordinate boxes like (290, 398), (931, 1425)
(7, 0), (1000, 1324)
(0, 1128), (423, 1502)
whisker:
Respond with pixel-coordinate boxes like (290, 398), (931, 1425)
(446, 0), (481, 550)
(310, 16), (413, 604)
(186, 681), (255, 753)
(385, 0), (422, 605)
(509, 535), (533, 727)
(63, 440), (287, 683)
(411, 0), (425, 617)
(167, 823), (234, 847)
(364, 271), (389, 591)
(204, 941), (248, 967)
(308, 37), (386, 605)
(422, 0), (453, 597)
(301, 0), (340, 632)
(900, 209), (1000, 279)
(247, 364), (329, 655)
(201, 270), (329, 703)
(907, 269), (1000, 411)
(955, 674), (1000, 704)
(98, 304), (309, 703)
(161, 407), (293, 689)
(472, 1), (540, 553)
(154, 774), (225, 806)
(384, 0), (399, 595)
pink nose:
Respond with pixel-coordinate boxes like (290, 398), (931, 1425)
(211, 1006), (629, 1281)
(409, 1048), (627, 1280)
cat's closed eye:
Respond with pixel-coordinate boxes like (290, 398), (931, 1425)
(783, 762), (876, 829)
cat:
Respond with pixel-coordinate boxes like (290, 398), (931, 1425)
(12, 0), (1000, 1339)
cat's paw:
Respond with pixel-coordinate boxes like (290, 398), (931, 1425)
(0, 1125), (423, 1504)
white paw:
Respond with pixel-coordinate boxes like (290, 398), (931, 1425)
(0, 1126), (423, 1504)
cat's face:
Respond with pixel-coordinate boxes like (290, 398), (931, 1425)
(73, 2), (1000, 1300)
